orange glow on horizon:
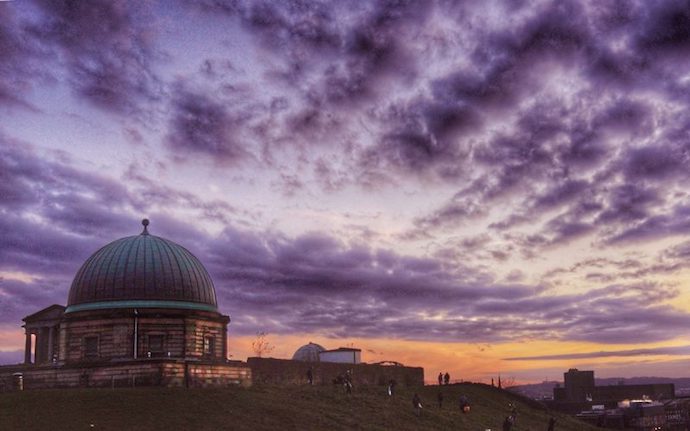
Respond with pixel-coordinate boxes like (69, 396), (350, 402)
(1, 325), (689, 384)
(228, 333), (690, 385)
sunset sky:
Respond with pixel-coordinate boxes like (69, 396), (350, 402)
(2, 0), (690, 383)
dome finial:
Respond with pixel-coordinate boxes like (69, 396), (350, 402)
(141, 218), (150, 235)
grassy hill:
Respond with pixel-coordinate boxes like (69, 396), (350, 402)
(0, 382), (599, 431)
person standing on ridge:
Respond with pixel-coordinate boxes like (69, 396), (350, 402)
(306, 366), (313, 385)
(444, 372), (450, 385)
(438, 372), (443, 385)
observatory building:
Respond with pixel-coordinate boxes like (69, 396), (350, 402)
(292, 342), (361, 364)
(0, 220), (250, 390)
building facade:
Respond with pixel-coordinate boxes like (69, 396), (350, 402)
(552, 369), (674, 408)
(319, 347), (362, 364)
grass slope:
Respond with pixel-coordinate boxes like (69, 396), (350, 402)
(0, 383), (598, 431)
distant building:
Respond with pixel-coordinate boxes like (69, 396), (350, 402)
(292, 342), (326, 362)
(562, 368), (595, 401)
(319, 347), (361, 364)
(291, 344), (362, 364)
(553, 369), (674, 404)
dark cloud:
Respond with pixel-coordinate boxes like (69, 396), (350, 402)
(607, 204), (690, 244)
(505, 345), (690, 361)
(0, 350), (23, 366)
(0, 6), (46, 110)
(0, 277), (67, 324)
(0, 139), (137, 285)
(533, 180), (590, 211)
(591, 186), (657, 235)
(165, 88), (253, 164)
(359, 99), (478, 180)
(636, 1), (690, 55)
(623, 145), (688, 181)
(29, 0), (162, 114)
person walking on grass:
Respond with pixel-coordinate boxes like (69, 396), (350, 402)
(502, 415), (514, 431)
(306, 366), (313, 385)
(412, 393), (422, 417)
(344, 371), (352, 395)
(338, 369), (352, 394)
(387, 379), (396, 396)
(459, 394), (470, 413)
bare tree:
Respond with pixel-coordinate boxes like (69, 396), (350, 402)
(251, 331), (275, 358)
(502, 376), (517, 388)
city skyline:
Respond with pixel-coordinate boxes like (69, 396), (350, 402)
(2, 0), (690, 383)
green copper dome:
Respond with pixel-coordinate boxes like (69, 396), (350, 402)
(65, 220), (217, 313)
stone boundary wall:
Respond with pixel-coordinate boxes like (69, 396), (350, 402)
(247, 357), (424, 387)
(0, 360), (251, 392)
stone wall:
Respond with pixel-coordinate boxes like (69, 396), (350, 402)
(0, 360), (251, 392)
(0, 356), (422, 392)
(247, 357), (424, 387)
(184, 318), (226, 360)
(60, 316), (136, 361)
(56, 309), (227, 363)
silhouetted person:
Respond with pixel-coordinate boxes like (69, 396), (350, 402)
(387, 379), (396, 396)
(459, 394), (470, 413)
(547, 416), (556, 431)
(444, 372), (450, 385)
(509, 403), (518, 419)
(437, 391), (443, 408)
(344, 370), (353, 394)
(438, 372), (443, 385)
(502, 416), (514, 431)
(306, 367), (313, 385)
(412, 393), (422, 416)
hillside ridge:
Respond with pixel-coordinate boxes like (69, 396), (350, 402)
(0, 382), (600, 430)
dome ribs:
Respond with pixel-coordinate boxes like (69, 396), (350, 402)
(66, 226), (218, 310)
(123, 234), (142, 300)
(102, 237), (129, 301)
(164, 239), (192, 301)
(111, 236), (131, 300)
(143, 235), (156, 299)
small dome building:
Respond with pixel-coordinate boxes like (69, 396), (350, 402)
(12, 220), (251, 389)
(292, 342), (325, 362)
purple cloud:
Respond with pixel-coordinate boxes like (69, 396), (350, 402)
(165, 88), (253, 164)
(505, 345), (690, 361)
(29, 0), (162, 114)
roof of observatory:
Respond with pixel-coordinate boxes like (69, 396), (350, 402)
(292, 342), (326, 362)
(65, 219), (218, 313)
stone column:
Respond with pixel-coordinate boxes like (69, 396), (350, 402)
(222, 326), (228, 360)
(24, 331), (32, 364)
(35, 328), (45, 364)
(47, 326), (55, 363)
